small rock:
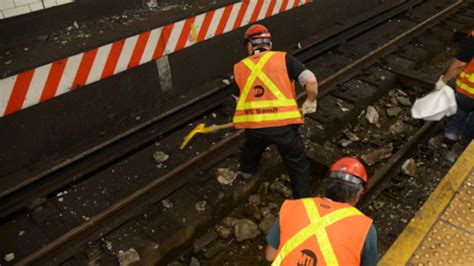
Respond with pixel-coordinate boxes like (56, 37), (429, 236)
(195, 201), (206, 212)
(389, 120), (410, 135)
(361, 144), (393, 166)
(190, 257), (200, 266)
(58, 197), (64, 202)
(73, 21), (79, 29)
(445, 151), (458, 163)
(269, 181), (293, 198)
(153, 151), (169, 163)
(259, 214), (277, 233)
(386, 107), (402, 117)
(366, 106), (379, 124)
(145, 0), (158, 8)
(245, 203), (261, 220)
(337, 138), (352, 148)
(117, 248), (140, 266)
(397, 96), (411, 106)
(168, 262), (185, 266)
(248, 194), (262, 206)
(19, 230), (25, 236)
(344, 131), (360, 142)
(260, 206), (271, 217)
(222, 79), (231, 85)
(373, 201), (384, 210)
(234, 219), (261, 241)
(162, 199), (173, 209)
(258, 182), (270, 197)
(38, 35), (49, 41)
(4, 252), (14, 262)
(215, 225), (232, 239)
(297, 42), (302, 49)
(401, 158), (416, 177)
(222, 217), (238, 227)
(216, 168), (237, 185)
(267, 202), (279, 209)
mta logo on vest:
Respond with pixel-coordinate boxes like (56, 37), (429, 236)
(297, 249), (317, 266)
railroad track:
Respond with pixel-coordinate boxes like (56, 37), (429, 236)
(2, 0), (473, 264)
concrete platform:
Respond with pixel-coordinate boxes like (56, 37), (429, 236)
(380, 142), (474, 266)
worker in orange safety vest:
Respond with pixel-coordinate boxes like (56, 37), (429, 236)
(436, 29), (474, 150)
(266, 157), (379, 266)
(232, 24), (319, 198)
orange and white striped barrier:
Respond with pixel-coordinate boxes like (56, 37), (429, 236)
(0, 0), (312, 118)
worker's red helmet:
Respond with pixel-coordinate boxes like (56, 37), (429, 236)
(244, 24), (272, 46)
(329, 157), (368, 191)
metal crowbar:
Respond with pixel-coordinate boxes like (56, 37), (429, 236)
(180, 122), (234, 150)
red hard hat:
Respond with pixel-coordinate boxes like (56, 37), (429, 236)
(244, 24), (272, 46)
(329, 157), (368, 191)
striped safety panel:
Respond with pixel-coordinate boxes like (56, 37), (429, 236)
(0, 0), (313, 118)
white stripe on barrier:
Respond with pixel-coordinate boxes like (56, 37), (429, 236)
(114, 35), (139, 74)
(225, 3), (241, 33)
(87, 44), (112, 85)
(55, 54), (81, 96)
(167, 20), (186, 54)
(207, 7), (225, 40)
(141, 28), (163, 65)
(0, 76), (16, 115)
(23, 64), (51, 109)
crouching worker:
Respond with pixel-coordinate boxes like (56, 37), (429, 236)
(265, 157), (379, 266)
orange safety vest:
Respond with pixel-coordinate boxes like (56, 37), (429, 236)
(233, 51), (303, 129)
(273, 197), (372, 266)
(455, 31), (474, 99)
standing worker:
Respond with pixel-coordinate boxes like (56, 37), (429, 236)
(233, 24), (319, 199)
(435, 29), (474, 150)
(265, 157), (379, 266)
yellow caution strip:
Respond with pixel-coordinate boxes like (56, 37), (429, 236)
(379, 141), (474, 266)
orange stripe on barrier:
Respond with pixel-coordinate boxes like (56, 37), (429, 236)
(293, 0), (299, 8)
(215, 5), (233, 35)
(198, 10), (215, 41)
(280, 0), (289, 12)
(266, 0), (277, 18)
(40, 59), (67, 102)
(175, 17), (196, 50)
(71, 49), (98, 90)
(234, 1), (249, 29)
(153, 24), (174, 58)
(4, 70), (35, 115)
(249, 1), (264, 23)
(128, 31), (151, 68)
(101, 40), (125, 79)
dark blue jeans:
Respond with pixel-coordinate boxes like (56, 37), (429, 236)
(444, 92), (474, 148)
(240, 125), (312, 199)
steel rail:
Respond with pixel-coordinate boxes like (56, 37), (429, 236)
(17, 0), (464, 264)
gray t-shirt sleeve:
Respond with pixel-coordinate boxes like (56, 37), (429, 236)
(360, 224), (379, 266)
(266, 217), (281, 249)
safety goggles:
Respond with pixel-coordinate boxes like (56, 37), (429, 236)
(246, 38), (272, 46)
(329, 171), (364, 187)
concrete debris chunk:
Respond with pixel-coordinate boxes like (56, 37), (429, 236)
(344, 131), (360, 142)
(153, 151), (169, 163)
(386, 107), (402, 117)
(215, 224), (232, 239)
(248, 194), (262, 206)
(234, 219), (261, 241)
(204, 240), (226, 258)
(365, 106), (379, 124)
(259, 214), (277, 234)
(401, 158), (416, 176)
(222, 217), (238, 227)
(269, 181), (293, 198)
(222, 79), (231, 85)
(245, 203), (261, 220)
(195, 201), (207, 212)
(337, 138), (352, 148)
(117, 248), (140, 266)
(190, 257), (201, 266)
(145, 0), (158, 8)
(4, 252), (15, 262)
(396, 89), (408, 96)
(161, 199), (173, 209)
(361, 144), (393, 166)
(216, 168), (237, 185)
(396, 96), (411, 106)
(260, 206), (271, 217)
(389, 120), (409, 135)
(19, 230), (25, 236)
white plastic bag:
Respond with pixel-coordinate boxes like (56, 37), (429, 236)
(411, 85), (457, 121)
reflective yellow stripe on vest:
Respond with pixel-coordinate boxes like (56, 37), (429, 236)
(456, 79), (474, 94)
(272, 199), (363, 266)
(459, 71), (474, 83)
(236, 52), (297, 111)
